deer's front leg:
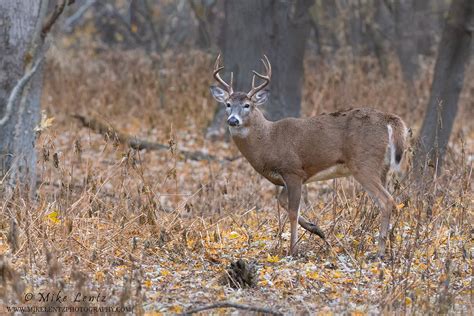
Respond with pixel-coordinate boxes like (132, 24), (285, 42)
(284, 175), (302, 256)
(278, 187), (326, 240)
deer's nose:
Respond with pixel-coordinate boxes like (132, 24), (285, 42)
(227, 116), (240, 126)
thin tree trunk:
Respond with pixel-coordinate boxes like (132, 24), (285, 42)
(413, 0), (473, 178)
(206, 0), (314, 139)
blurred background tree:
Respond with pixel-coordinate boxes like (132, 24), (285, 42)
(206, 0), (315, 138)
(1, 0), (473, 192)
(413, 0), (473, 179)
(61, 0), (472, 172)
(0, 0), (71, 194)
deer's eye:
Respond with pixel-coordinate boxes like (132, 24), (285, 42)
(226, 103), (231, 108)
(244, 104), (250, 108)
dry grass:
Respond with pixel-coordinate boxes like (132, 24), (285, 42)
(0, 45), (472, 314)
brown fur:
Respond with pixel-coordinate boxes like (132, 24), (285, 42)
(210, 56), (408, 257)
(229, 105), (407, 256)
(232, 107), (406, 186)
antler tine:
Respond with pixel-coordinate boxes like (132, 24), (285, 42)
(247, 54), (272, 98)
(213, 54), (233, 94)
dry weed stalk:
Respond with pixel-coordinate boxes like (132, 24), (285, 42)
(0, 48), (471, 313)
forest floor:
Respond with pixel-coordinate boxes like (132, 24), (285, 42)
(0, 47), (473, 315)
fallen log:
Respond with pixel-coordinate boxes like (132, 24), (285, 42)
(72, 114), (239, 162)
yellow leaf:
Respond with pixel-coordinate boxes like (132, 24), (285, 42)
(228, 231), (240, 239)
(115, 265), (128, 277)
(0, 242), (8, 255)
(266, 254), (280, 263)
(259, 279), (268, 286)
(169, 305), (183, 313)
(418, 262), (427, 270)
(370, 266), (379, 274)
(396, 203), (405, 210)
(332, 270), (343, 278)
(161, 269), (171, 277)
(405, 297), (412, 305)
(335, 233), (344, 239)
(144, 279), (152, 289)
(35, 110), (55, 132)
(144, 312), (163, 316)
(95, 271), (105, 282)
(306, 271), (320, 280)
(131, 24), (138, 33)
(47, 211), (61, 224)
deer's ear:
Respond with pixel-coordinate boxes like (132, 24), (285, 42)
(252, 89), (269, 106)
(210, 85), (229, 103)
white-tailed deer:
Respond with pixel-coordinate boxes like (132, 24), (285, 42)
(210, 55), (408, 257)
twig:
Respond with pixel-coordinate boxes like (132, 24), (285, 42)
(64, 0), (96, 32)
(0, 57), (44, 127)
(41, 0), (68, 38)
(72, 114), (239, 162)
(180, 301), (283, 316)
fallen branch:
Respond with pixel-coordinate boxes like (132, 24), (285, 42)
(72, 114), (239, 162)
(180, 301), (283, 315)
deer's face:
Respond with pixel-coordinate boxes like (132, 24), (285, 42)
(210, 54), (271, 132)
(210, 88), (269, 128)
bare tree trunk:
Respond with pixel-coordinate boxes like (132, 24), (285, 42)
(414, 0), (440, 56)
(0, 1), (50, 195)
(365, 0), (390, 75)
(342, 0), (366, 57)
(0, 0), (69, 194)
(320, 0), (340, 56)
(206, 0), (314, 139)
(394, 0), (419, 84)
(413, 0), (473, 178)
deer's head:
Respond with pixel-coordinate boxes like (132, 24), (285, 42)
(210, 54), (271, 128)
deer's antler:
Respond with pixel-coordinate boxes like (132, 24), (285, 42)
(247, 55), (271, 98)
(213, 54), (233, 95)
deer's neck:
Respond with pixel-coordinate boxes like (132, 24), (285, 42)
(230, 109), (271, 166)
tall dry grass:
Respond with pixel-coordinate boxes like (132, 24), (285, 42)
(0, 45), (472, 314)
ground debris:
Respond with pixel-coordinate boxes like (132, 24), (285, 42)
(225, 259), (258, 288)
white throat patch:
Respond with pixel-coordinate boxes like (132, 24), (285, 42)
(229, 126), (249, 138)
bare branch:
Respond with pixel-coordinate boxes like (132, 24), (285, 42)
(0, 57), (44, 127)
(180, 301), (283, 315)
(64, 0), (96, 32)
(72, 114), (239, 162)
(41, 0), (67, 38)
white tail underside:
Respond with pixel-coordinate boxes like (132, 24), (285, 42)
(387, 124), (400, 172)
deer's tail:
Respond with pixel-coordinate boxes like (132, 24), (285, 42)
(387, 117), (408, 171)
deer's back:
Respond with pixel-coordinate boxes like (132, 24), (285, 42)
(266, 107), (404, 183)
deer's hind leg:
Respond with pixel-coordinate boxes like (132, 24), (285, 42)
(351, 169), (396, 258)
(278, 186), (326, 240)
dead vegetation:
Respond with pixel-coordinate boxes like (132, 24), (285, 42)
(0, 46), (472, 314)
